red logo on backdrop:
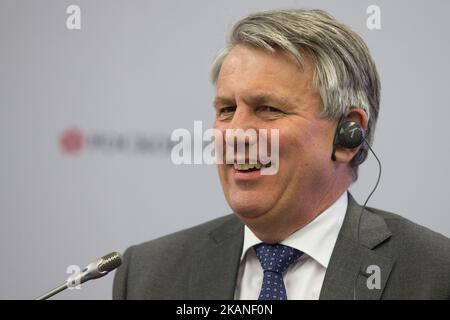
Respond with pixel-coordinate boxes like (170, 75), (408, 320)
(60, 127), (84, 154)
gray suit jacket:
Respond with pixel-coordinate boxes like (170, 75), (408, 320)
(113, 194), (450, 299)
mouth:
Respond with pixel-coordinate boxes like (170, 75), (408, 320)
(233, 161), (271, 172)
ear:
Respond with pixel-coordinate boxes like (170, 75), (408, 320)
(333, 108), (369, 164)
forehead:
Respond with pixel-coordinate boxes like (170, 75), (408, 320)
(216, 45), (316, 98)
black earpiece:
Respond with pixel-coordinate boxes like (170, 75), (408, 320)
(331, 117), (366, 161)
(328, 113), (382, 299)
(330, 116), (381, 300)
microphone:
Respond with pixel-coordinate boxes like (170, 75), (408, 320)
(35, 251), (122, 300)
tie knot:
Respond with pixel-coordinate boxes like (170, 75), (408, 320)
(254, 243), (303, 274)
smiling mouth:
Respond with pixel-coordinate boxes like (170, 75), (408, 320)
(233, 161), (271, 172)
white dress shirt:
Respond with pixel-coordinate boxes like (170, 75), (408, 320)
(234, 191), (348, 300)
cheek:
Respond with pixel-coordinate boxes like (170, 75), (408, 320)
(278, 124), (333, 165)
(213, 121), (228, 138)
(278, 128), (305, 157)
(217, 163), (228, 181)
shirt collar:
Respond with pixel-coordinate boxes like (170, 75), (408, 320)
(240, 191), (348, 268)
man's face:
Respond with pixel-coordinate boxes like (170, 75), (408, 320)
(214, 45), (338, 240)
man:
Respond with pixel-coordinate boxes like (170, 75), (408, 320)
(113, 9), (450, 299)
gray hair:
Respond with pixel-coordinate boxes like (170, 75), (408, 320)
(210, 9), (380, 181)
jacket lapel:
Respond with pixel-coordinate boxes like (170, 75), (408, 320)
(187, 193), (395, 300)
(188, 216), (244, 299)
(320, 194), (395, 300)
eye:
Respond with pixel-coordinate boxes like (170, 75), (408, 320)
(216, 106), (236, 119)
(258, 106), (281, 113)
(219, 106), (236, 114)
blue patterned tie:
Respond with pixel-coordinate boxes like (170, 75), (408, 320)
(254, 243), (303, 300)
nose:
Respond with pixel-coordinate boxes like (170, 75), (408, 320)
(229, 104), (255, 131)
(223, 105), (259, 163)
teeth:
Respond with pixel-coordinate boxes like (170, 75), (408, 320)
(234, 163), (250, 171)
(233, 161), (265, 171)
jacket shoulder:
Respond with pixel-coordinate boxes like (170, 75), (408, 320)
(369, 207), (450, 256)
(133, 214), (240, 254)
(113, 214), (242, 299)
(365, 207), (450, 298)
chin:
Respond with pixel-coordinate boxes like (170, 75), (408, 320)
(220, 173), (282, 219)
(228, 196), (272, 220)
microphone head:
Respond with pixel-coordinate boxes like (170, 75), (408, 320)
(98, 252), (122, 273)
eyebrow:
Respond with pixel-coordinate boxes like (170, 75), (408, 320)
(213, 96), (233, 109)
(213, 93), (290, 109)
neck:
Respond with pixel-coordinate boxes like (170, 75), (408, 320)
(246, 170), (352, 244)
